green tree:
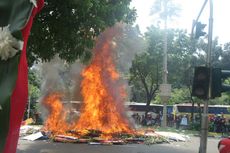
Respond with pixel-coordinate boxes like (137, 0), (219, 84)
(129, 53), (160, 113)
(27, 0), (136, 66)
(27, 68), (41, 119)
(129, 26), (200, 113)
(168, 88), (190, 104)
(195, 37), (223, 67)
(167, 29), (196, 87)
(28, 68), (41, 101)
(128, 26), (165, 113)
(220, 42), (230, 69)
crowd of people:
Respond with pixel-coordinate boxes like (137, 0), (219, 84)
(131, 112), (230, 134)
(209, 113), (229, 133)
(131, 112), (189, 129)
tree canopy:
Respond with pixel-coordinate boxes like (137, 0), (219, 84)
(128, 24), (230, 105)
(27, 0), (136, 66)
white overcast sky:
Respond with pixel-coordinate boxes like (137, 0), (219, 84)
(130, 0), (230, 44)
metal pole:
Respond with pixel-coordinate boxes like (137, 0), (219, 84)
(191, 0), (208, 38)
(207, 0), (213, 68)
(162, 0), (168, 128)
(199, 101), (209, 153)
(199, 0), (213, 153)
(27, 96), (31, 119)
(163, 0), (168, 85)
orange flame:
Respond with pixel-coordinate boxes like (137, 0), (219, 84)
(74, 27), (132, 137)
(42, 27), (133, 138)
(42, 93), (69, 135)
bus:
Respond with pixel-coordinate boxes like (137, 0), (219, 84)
(125, 102), (173, 116)
(172, 103), (230, 118)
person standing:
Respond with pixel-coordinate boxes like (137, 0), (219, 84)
(175, 115), (181, 129)
(180, 115), (188, 129)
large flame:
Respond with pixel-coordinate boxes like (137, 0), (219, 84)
(73, 28), (132, 136)
(42, 27), (133, 138)
(42, 93), (69, 135)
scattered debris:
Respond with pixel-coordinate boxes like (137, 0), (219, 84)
(21, 118), (34, 126)
(155, 131), (190, 142)
(53, 135), (79, 143)
(19, 125), (190, 145)
(48, 129), (169, 145)
(22, 132), (45, 141)
(20, 125), (42, 137)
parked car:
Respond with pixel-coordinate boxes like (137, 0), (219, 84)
(218, 137), (230, 153)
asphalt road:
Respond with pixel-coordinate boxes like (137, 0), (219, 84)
(17, 136), (220, 153)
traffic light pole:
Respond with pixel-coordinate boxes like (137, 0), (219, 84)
(199, 0), (213, 153)
(191, 0), (208, 38)
(207, 0), (213, 68)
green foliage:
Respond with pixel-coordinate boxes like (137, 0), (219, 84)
(167, 29), (196, 87)
(153, 88), (190, 104)
(28, 69), (41, 102)
(129, 52), (159, 104)
(219, 42), (230, 69)
(188, 122), (201, 131)
(196, 37), (223, 67)
(209, 92), (230, 105)
(168, 88), (190, 104)
(27, 0), (136, 66)
(129, 26), (196, 105)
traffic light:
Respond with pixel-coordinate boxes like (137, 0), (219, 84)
(192, 66), (210, 99)
(211, 68), (230, 98)
(195, 22), (206, 39)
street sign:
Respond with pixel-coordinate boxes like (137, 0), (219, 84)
(159, 84), (171, 97)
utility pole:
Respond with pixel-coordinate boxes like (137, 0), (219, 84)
(191, 0), (213, 153)
(160, 0), (171, 128)
(27, 96), (31, 119)
(199, 0), (213, 153)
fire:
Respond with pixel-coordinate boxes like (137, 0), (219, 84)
(74, 27), (133, 137)
(42, 27), (133, 139)
(42, 93), (69, 135)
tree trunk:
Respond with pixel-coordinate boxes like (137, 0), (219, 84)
(191, 98), (195, 124)
(145, 94), (152, 116)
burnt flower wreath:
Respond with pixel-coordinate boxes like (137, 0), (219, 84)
(0, 26), (23, 61)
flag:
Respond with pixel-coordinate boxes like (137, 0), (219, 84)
(0, 0), (44, 153)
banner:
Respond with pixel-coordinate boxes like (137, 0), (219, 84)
(0, 0), (44, 153)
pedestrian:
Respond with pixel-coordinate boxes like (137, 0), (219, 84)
(180, 115), (188, 129)
(176, 114), (181, 129)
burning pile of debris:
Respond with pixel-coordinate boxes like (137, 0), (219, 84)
(20, 125), (168, 145)
(21, 27), (187, 145)
(49, 129), (168, 145)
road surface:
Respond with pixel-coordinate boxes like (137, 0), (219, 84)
(17, 136), (220, 153)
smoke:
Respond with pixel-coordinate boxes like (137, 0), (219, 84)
(69, 62), (85, 101)
(39, 56), (84, 121)
(114, 24), (146, 73)
(39, 24), (145, 129)
(40, 56), (65, 95)
(111, 24), (146, 101)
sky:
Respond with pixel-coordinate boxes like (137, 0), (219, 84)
(130, 0), (230, 44)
